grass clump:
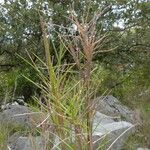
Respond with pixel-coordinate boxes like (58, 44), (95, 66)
(19, 8), (113, 150)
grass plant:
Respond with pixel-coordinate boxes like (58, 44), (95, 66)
(19, 8), (111, 150)
(16, 5), (143, 150)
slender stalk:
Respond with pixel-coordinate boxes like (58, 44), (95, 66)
(74, 124), (83, 150)
(84, 60), (93, 150)
(40, 15), (66, 150)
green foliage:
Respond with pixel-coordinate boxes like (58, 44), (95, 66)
(0, 70), (18, 102)
(0, 62), (40, 103)
(0, 0), (150, 100)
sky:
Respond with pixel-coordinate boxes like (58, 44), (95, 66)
(0, 0), (4, 4)
(0, 0), (125, 28)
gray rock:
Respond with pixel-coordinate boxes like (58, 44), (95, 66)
(0, 103), (37, 127)
(3, 98), (136, 150)
(93, 111), (115, 124)
(137, 148), (150, 150)
(1, 102), (19, 110)
(6, 111), (134, 150)
(93, 111), (135, 150)
(95, 95), (137, 123)
(8, 136), (47, 150)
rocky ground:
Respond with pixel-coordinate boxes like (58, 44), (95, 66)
(0, 95), (149, 150)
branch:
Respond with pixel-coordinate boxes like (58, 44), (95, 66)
(128, 44), (150, 51)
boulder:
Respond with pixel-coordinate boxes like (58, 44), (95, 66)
(0, 102), (39, 127)
(8, 136), (47, 150)
(7, 111), (134, 150)
(137, 148), (150, 150)
(2, 96), (136, 150)
(95, 95), (138, 123)
(93, 111), (135, 150)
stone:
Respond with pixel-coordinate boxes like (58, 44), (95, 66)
(1, 102), (19, 110)
(0, 103), (39, 127)
(94, 95), (137, 123)
(8, 136), (47, 150)
(93, 111), (115, 124)
(137, 148), (150, 150)
(92, 111), (135, 150)
(6, 111), (135, 150)
(2, 97), (136, 150)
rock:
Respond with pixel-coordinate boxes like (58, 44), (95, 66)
(8, 136), (47, 150)
(0, 103), (38, 127)
(137, 148), (150, 150)
(6, 111), (134, 150)
(1, 102), (19, 110)
(94, 111), (115, 124)
(2, 97), (136, 150)
(92, 111), (135, 150)
(95, 95), (137, 123)
(7, 132), (22, 149)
